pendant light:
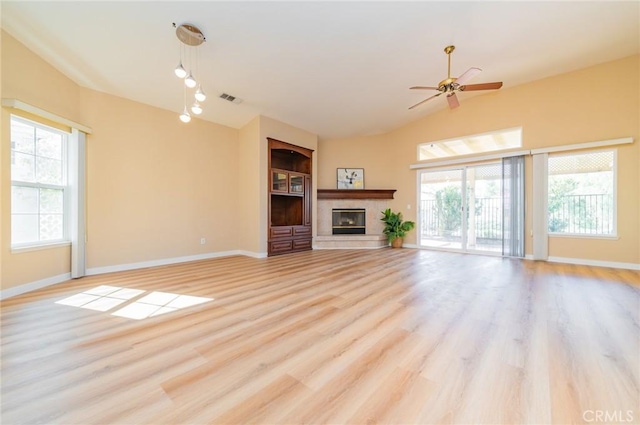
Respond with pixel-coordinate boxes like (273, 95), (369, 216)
(179, 107), (192, 123)
(179, 84), (191, 123)
(195, 85), (207, 102)
(191, 101), (203, 115)
(174, 43), (187, 78)
(193, 47), (206, 101)
(184, 72), (197, 88)
(173, 23), (206, 122)
(174, 63), (187, 79)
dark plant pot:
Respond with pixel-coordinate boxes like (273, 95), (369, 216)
(391, 237), (403, 248)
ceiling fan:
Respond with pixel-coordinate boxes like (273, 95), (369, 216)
(409, 45), (503, 110)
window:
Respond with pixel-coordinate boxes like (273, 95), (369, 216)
(547, 150), (615, 236)
(418, 127), (522, 161)
(11, 116), (69, 247)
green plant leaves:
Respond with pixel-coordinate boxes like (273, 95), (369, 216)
(380, 208), (415, 243)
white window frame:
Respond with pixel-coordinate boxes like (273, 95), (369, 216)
(10, 115), (71, 250)
(547, 148), (617, 238)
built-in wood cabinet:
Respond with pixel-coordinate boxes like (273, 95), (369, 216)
(268, 138), (313, 256)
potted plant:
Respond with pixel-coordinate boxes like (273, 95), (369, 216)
(381, 208), (415, 248)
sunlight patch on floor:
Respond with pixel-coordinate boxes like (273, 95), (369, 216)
(55, 286), (212, 319)
(112, 292), (211, 320)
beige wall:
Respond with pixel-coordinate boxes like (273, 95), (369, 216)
(1, 32), (80, 289)
(237, 116), (262, 253)
(318, 55), (640, 265)
(2, 31), (319, 291)
(2, 32), (241, 290)
(1, 30), (3, 290)
(317, 133), (394, 191)
(79, 89), (240, 269)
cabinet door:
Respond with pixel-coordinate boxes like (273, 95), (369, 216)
(271, 171), (288, 193)
(270, 240), (293, 253)
(289, 173), (304, 194)
(293, 239), (312, 250)
(304, 175), (312, 227)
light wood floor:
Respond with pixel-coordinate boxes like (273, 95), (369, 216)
(1, 249), (639, 425)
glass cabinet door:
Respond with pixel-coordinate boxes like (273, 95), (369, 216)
(289, 174), (304, 194)
(272, 171), (288, 192)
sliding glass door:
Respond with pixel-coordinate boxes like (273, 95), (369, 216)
(419, 163), (506, 254)
(466, 163), (503, 253)
(419, 169), (465, 250)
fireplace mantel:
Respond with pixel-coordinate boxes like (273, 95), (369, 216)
(317, 189), (396, 200)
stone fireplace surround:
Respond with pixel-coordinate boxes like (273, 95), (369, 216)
(316, 190), (396, 249)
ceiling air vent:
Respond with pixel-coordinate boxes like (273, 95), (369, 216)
(219, 93), (243, 105)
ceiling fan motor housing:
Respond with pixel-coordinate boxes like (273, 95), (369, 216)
(438, 77), (458, 93)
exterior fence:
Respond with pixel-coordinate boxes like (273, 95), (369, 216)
(548, 193), (613, 235)
(420, 197), (502, 241)
(421, 193), (613, 241)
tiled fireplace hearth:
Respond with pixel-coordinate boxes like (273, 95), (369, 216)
(316, 190), (396, 249)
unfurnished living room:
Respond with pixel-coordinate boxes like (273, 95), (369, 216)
(1, 2), (639, 424)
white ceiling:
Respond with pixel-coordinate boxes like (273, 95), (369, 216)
(2, 1), (638, 140)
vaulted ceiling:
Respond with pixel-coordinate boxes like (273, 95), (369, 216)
(2, 1), (638, 140)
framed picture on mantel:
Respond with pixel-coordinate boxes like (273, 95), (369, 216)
(337, 168), (364, 189)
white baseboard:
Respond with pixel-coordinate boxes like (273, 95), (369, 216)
(237, 250), (268, 259)
(411, 250), (637, 270)
(547, 256), (640, 271)
(314, 245), (387, 250)
(0, 272), (71, 300)
(86, 250), (246, 275)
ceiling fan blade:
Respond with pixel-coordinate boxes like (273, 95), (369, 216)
(455, 67), (482, 86)
(460, 82), (503, 91)
(409, 93), (442, 110)
(410, 86), (439, 90)
(447, 93), (460, 109)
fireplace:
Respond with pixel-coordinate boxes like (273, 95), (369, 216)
(332, 208), (366, 235)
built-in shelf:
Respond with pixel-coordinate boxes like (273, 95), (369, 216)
(268, 138), (313, 256)
(317, 189), (396, 200)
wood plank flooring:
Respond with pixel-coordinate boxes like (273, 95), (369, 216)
(1, 249), (639, 424)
